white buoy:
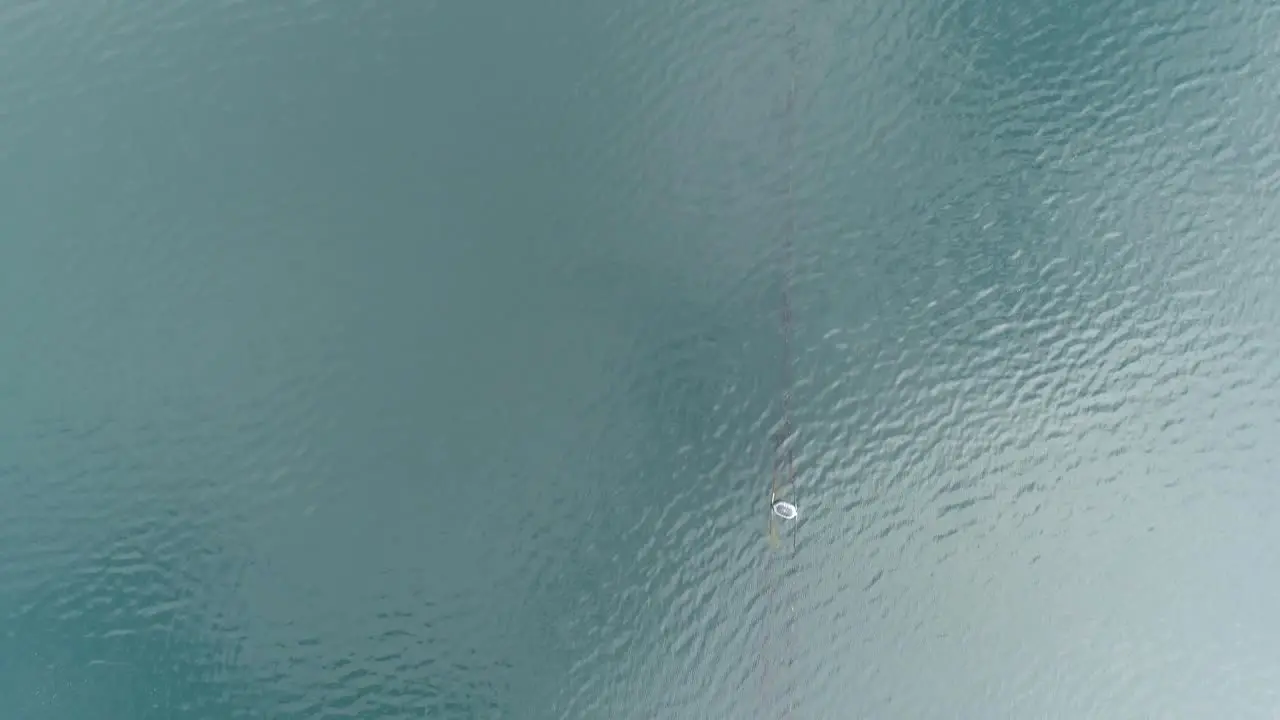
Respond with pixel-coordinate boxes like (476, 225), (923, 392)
(772, 500), (798, 520)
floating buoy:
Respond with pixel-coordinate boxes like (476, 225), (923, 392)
(772, 499), (798, 520)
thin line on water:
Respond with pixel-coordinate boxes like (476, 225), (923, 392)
(761, 5), (801, 719)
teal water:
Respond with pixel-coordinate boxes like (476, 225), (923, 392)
(3, 0), (1280, 717)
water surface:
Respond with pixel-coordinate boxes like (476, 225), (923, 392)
(2, 0), (1279, 717)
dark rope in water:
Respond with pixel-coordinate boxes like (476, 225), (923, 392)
(761, 6), (800, 719)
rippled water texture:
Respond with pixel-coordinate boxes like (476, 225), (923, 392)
(3, 0), (1280, 717)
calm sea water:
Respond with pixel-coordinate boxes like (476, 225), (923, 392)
(3, 0), (1279, 717)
